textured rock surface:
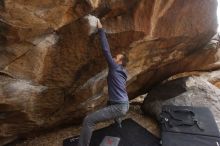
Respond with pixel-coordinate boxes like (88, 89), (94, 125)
(142, 76), (220, 128)
(0, 0), (219, 144)
(14, 102), (160, 146)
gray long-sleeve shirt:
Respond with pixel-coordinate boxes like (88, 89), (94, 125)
(98, 28), (129, 103)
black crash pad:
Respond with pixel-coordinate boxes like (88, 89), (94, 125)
(63, 118), (160, 146)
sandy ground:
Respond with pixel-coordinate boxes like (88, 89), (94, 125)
(12, 99), (160, 146)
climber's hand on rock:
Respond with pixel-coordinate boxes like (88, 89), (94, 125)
(97, 19), (102, 28)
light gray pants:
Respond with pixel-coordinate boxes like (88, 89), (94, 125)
(78, 102), (129, 146)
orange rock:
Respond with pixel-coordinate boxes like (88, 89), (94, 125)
(0, 0), (218, 144)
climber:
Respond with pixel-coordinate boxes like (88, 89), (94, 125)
(77, 19), (130, 146)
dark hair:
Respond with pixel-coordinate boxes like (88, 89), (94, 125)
(121, 52), (129, 67)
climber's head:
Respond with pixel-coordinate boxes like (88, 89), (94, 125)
(113, 52), (128, 67)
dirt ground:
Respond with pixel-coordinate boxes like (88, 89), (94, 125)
(12, 98), (160, 146)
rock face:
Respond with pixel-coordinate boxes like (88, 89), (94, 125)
(142, 76), (220, 128)
(0, 0), (218, 144)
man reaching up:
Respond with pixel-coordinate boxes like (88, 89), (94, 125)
(78, 19), (129, 146)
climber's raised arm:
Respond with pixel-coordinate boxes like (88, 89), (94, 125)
(97, 20), (116, 68)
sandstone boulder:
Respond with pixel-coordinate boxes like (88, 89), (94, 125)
(142, 76), (220, 128)
(0, 0), (219, 144)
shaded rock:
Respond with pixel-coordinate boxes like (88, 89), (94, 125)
(0, 76), (47, 142)
(127, 32), (220, 98)
(142, 76), (220, 128)
(0, 137), (17, 146)
(0, 0), (219, 144)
